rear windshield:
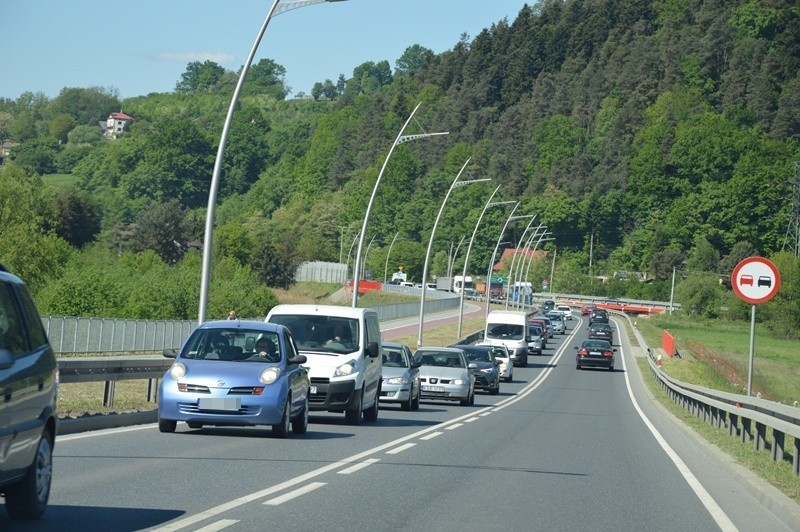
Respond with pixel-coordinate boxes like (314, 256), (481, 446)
(269, 314), (359, 354)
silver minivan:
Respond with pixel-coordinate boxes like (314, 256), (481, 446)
(0, 265), (58, 520)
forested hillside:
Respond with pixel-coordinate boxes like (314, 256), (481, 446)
(1, 0), (799, 334)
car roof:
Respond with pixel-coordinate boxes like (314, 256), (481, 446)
(198, 320), (284, 333)
(382, 341), (408, 349)
(415, 347), (464, 354)
(267, 304), (376, 318)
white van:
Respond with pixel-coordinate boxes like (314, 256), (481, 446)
(266, 304), (382, 425)
(483, 310), (530, 367)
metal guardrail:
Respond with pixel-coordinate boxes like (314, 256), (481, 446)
(618, 312), (800, 475)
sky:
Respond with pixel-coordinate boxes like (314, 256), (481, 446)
(2, 0), (532, 101)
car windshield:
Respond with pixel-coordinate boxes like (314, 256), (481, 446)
(181, 328), (282, 362)
(415, 350), (465, 368)
(488, 346), (507, 358)
(382, 348), (408, 367)
(486, 323), (524, 340)
(268, 315), (359, 354)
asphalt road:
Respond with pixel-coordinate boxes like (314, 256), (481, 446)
(3, 309), (798, 531)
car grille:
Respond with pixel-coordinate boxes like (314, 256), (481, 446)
(183, 384), (211, 393)
(420, 377), (456, 384)
(177, 402), (259, 415)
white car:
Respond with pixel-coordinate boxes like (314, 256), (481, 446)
(556, 305), (573, 320)
(477, 341), (513, 382)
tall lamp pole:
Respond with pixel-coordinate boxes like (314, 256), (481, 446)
(199, 0), (348, 323)
(512, 226), (541, 309)
(504, 216), (538, 309)
(457, 190), (514, 337)
(519, 227), (554, 308)
(484, 206), (532, 320)
(383, 231), (401, 282)
(351, 103), (448, 307)
(417, 159), (489, 347)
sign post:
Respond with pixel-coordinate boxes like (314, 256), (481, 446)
(731, 257), (781, 396)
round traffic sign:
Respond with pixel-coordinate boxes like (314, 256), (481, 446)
(731, 257), (780, 304)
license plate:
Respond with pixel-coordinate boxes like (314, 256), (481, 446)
(310, 386), (317, 394)
(589, 350), (601, 356)
(198, 397), (241, 411)
(422, 385), (445, 392)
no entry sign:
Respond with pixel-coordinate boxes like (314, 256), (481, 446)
(731, 257), (781, 305)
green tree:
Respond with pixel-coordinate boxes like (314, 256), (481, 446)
(175, 61), (226, 93)
(395, 45), (434, 77)
(131, 200), (190, 264)
(47, 188), (101, 248)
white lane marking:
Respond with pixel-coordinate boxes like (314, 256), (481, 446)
(479, 412), (492, 417)
(617, 321), (737, 532)
(420, 432), (443, 440)
(338, 458), (380, 475)
(386, 443), (416, 454)
(445, 423), (463, 430)
(263, 482), (326, 506)
(194, 519), (239, 531)
(57, 423), (153, 442)
(464, 417), (479, 423)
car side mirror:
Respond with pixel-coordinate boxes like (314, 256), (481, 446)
(366, 341), (380, 358)
(288, 354), (307, 365)
(163, 348), (178, 359)
(573, 346), (579, 350)
(478, 331), (485, 339)
(0, 348), (14, 370)
(410, 359), (421, 368)
(468, 362), (477, 369)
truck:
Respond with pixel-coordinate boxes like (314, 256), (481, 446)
(390, 270), (408, 284)
(435, 275), (473, 293)
(476, 279), (505, 299)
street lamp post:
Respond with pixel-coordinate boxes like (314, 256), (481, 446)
(484, 205), (533, 321)
(457, 189), (514, 338)
(351, 102), (448, 307)
(504, 216), (538, 309)
(447, 236), (467, 279)
(361, 234), (378, 281)
(199, 0), (348, 323)
(519, 227), (553, 308)
(511, 225), (540, 309)
(417, 159), (490, 347)
(383, 231), (401, 283)
(521, 229), (553, 308)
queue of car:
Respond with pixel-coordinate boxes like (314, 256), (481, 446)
(575, 305), (616, 370)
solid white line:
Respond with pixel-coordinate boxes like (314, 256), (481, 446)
(263, 482), (326, 506)
(338, 458), (380, 475)
(618, 324), (737, 531)
(194, 519), (239, 531)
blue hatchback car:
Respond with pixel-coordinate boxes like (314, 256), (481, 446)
(158, 321), (310, 437)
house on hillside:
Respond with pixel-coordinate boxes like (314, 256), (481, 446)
(0, 140), (19, 166)
(101, 111), (134, 138)
(493, 247), (547, 272)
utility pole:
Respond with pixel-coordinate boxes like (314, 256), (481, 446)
(782, 161), (800, 257)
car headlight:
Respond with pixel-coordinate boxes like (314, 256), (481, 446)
(385, 376), (409, 385)
(480, 368), (494, 374)
(334, 360), (357, 377)
(169, 362), (187, 380)
(452, 378), (465, 385)
(260, 367), (281, 384)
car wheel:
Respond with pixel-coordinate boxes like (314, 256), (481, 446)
(401, 391), (413, 411)
(4, 429), (53, 520)
(468, 386), (475, 406)
(576, 361), (581, 370)
(272, 397), (291, 438)
(158, 417), (177, 433)
(292, 395), (309, 434)
(345, 389), (363, 425)
(490, 381), (500, 395)
(411, 385), (421, 410)
(364, 386), (380, 422)
(187, 422), (203, 429)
